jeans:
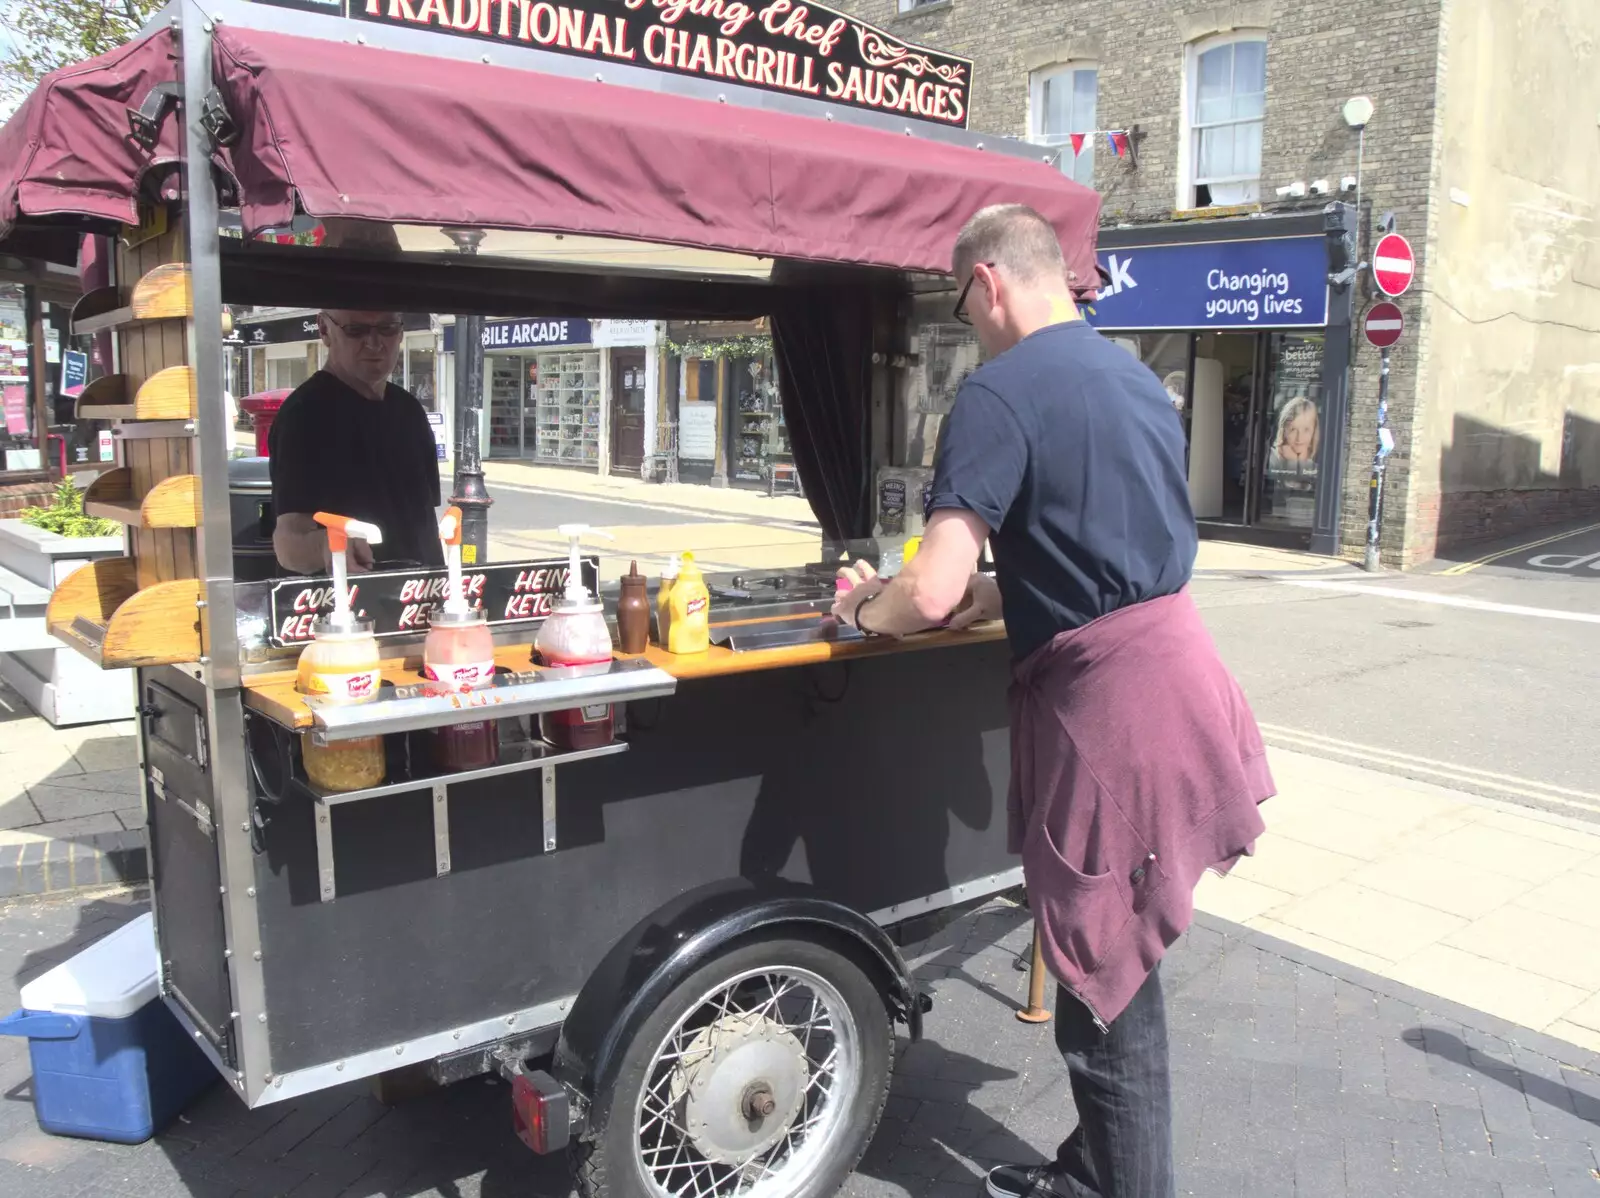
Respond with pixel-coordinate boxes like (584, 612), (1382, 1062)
(1051, 964), (1175, 1198)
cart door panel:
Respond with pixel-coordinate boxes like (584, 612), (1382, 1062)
(248, 639), (1012, 1074)
(144, 667), (236, 1066)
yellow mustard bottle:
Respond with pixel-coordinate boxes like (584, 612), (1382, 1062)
(656, 554), (679, 647)
(666, 552), (710, 654)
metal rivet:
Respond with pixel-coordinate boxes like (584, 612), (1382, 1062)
(482, 54), (491, 63)
(356, 34), (366, 44)
(453, 1031), (462, 1040)
(507, 1015), (517, 1025)
(436, 795), (444, 804)
(395, 1046), (404, 1055)
(194, 1030), (203, 1039)
(264, 1073), (273, 1083)
(319, 815), (328, 824)
(594, 72), (603, 82)
(252, 951), (262, 961)
(223, 949), (232, 959)
(240, 823), (250, 833)
(195, 599), (208, 609)
(246, 887), (256, 898)
(825, 113), (834, 121)
(219, 886), (226, 895)
(198, 656), (210, 665)
(274, 1077), (283, 1088)
(717, 94), (727, 103)
(336, 1062), (345, 1071)
(257, 1014), (267, 1023)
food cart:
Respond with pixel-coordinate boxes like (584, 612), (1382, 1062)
(0, 1), (1100, 1192)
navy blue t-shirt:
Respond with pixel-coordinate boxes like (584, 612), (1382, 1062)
(926, 319), (1197, 662)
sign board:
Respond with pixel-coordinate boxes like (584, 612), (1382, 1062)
(442, 317), (592, 353)
(243, 0), (973, 127)
(1372, 233), (1415, 297)
(266, 556), (599, 647)
(592, 319), (659, 348)
(427, 411), (448, 460)
(349, 0), (972, 127)
(60, 351), (89, 398)
(678, 401), (717, 460)
(1087, 236), (1330, 332)
(1364, 301), (1404, 349)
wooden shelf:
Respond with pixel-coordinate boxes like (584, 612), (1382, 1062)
(46, 557), (203, 669)
(71, 264), (192, 335)
(73, 366), (196, 422)
(241, 622), (1006, 729)
(83, 468), (200, 529)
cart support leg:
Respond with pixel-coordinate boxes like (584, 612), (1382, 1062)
(1016, 924), (1051, 1024)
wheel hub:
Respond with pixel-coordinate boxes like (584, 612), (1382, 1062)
(669, 1012), (808, 1166)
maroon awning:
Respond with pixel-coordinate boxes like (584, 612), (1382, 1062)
(212, 25), (1099, 280)
(0, 31), (182, 253)
(2, 22), (1100, 280)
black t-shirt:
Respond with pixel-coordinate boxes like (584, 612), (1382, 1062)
(269, 371), (444, 572)
(927, 320), (1197, 662)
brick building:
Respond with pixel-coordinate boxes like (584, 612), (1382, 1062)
(844, 0), (1600, 564)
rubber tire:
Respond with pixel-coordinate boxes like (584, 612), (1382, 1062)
(574, 935), (894, 1198)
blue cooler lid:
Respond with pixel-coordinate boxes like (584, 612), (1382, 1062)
(18, 912), (158, 1020)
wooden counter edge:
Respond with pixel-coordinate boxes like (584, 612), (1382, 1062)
(240, 623), (1007, 730)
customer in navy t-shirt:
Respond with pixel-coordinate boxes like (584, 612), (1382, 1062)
(924, 307), (1197, 662)
(830, 205), (1238, 1198)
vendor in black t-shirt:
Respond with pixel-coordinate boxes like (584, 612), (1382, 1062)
(268, 310), (443, 575)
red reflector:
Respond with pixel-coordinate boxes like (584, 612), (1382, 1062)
(511, 1070), (570, 1155)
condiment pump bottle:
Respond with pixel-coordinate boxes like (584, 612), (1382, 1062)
(297, 513), (386, 792)
(534, 525), (617, 752)
(425, 506), (497, 770)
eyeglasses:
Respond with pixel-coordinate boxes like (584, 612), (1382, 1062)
(952, 262), (995, 325)
(325, 315), (404, 340)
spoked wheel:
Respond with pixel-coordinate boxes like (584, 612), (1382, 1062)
(576, 937), (893, 1198)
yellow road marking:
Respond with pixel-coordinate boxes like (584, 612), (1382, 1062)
(1439, 521), (1600, 576)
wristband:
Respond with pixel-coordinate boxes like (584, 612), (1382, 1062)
(852, 591), (885, 637)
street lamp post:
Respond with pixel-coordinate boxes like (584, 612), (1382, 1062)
(444, 228), (492, 563)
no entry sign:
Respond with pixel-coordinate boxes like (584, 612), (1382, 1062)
(1364, 302), (1405, 349)
(1372, 234), (1416, 297)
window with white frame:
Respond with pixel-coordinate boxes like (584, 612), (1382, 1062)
(1029, 64), (1098, 189)
(1185, 34), (1266, 207)
(898, 0), (944, 10)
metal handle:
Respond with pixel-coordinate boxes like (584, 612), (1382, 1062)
(0, 1010), (83, 1040)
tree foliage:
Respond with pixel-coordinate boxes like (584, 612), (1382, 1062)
(0, 0), (159, 109)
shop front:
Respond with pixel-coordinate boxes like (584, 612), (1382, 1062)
(444, 317), (661, 474)
(1090, 212), (1354, 554)
(667, 322), (798, 493)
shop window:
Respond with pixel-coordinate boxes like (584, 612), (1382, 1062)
(407, 341), (437, 409)
(1182, 34), (1266, 208)
(729, 352), (793, 490)
(267, 355), (309, 391)
(1029, 64), (1097, 189)
(0, 284), (40, 473)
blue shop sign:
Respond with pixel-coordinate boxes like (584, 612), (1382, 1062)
(442, 318), (592, 353)
(1086, 235), (1329, 332)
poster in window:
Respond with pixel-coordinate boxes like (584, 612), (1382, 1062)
(1259, 334), (1323, 530)
(1265, 336), (1323, 477)
(3, 384), (29, 436)
(679, 403), (717, 462)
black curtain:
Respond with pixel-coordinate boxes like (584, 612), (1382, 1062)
(771, 285), (876, 543)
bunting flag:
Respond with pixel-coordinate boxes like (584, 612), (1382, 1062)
(1110, 131), (1130, 159)
(1070, 132), (1086, 157)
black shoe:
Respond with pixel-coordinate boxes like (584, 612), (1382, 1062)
(985, 1163), (1071, 1198)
